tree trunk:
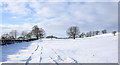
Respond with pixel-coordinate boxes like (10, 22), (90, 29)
(36, 35), (38, 40)
(114, 33), (115, 36)
(73, 34), (75, 39)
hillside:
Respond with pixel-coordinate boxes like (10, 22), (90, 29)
(2, 33), (118, 63)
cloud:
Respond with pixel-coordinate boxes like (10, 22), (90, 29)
(31, 2), (117, 35)
(1, 2), (118, 37)
(0, 2), (2, 14)
(3, 2), (31, 16)
(0, 24), (19, 28)
(1, 23), (34, 35)
(11, 16), (17, 19)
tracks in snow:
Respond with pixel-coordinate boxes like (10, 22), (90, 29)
(39, 46), (43, 62)
(25, 40), (78, 64)
(49, 56), (59, 65)
(26, 44), (39, 65)
(26, 42), (43, 65)
(49, 49), (78, 63)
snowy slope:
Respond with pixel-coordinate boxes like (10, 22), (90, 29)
(1, 33), (118, 63)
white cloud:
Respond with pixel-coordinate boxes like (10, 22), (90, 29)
(11, 16), (17, 19)
(0, 2), (2, 7)
(0, 24), (19, 29)
(3, 2), (31, 16)
(0, 2), (2, 14)
(33, 2), (117, 37)
(1, 2), (118, 37)
(1, 23), (34, 35)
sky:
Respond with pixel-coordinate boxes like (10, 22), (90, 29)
(0, 1), (118, 37)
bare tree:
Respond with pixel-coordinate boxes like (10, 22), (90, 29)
(92, 31), (95, 36)
(38, 28), (45, 38)
(26, 32), (32, 40)
(1, 33), (14, 40)
(95, 31), (100, 35)
(85, 33), (89, 37)
(21, 31), (27, 40)
(86, 31), (92, 37)
(1, 33), (9, 40)
(66, 26), (80, 39)
(10, 30), (17, 40)
(32, 25), (45, 39)
(102, 29), (107, 34)
(79, 32), (85, 38)
(32, 25), (39, 39)
(8, 35), (15, 40)
(112, 31), (117, 36)
(85, 31), (94, 37)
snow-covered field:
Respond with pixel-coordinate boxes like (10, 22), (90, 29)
(1, 33), (118, 63)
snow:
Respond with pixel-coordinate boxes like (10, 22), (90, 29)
(1, 33), (118, 63)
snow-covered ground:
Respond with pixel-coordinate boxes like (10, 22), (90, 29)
(1, 33), (118, 63)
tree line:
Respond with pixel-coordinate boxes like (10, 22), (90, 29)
(1, 25), (117, 40)
(1, 25), (45, 40)
(66, 26), (117, 39)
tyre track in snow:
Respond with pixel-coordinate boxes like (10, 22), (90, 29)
(51, 49), (64, 62)
(57, 49), (78, 63)
(25, 43), (43, 64)
(60, 50), (78, 63)
(25, 44), (39, 65)
(48, 49), (63, 64)
(50, 49), (78, 63)
(49, 56), (59, 65)
(39, 45), (43, 63)
(25, 40), (44, 64)
(70, 57), (78, 63)
(26, 40), (77, 64)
